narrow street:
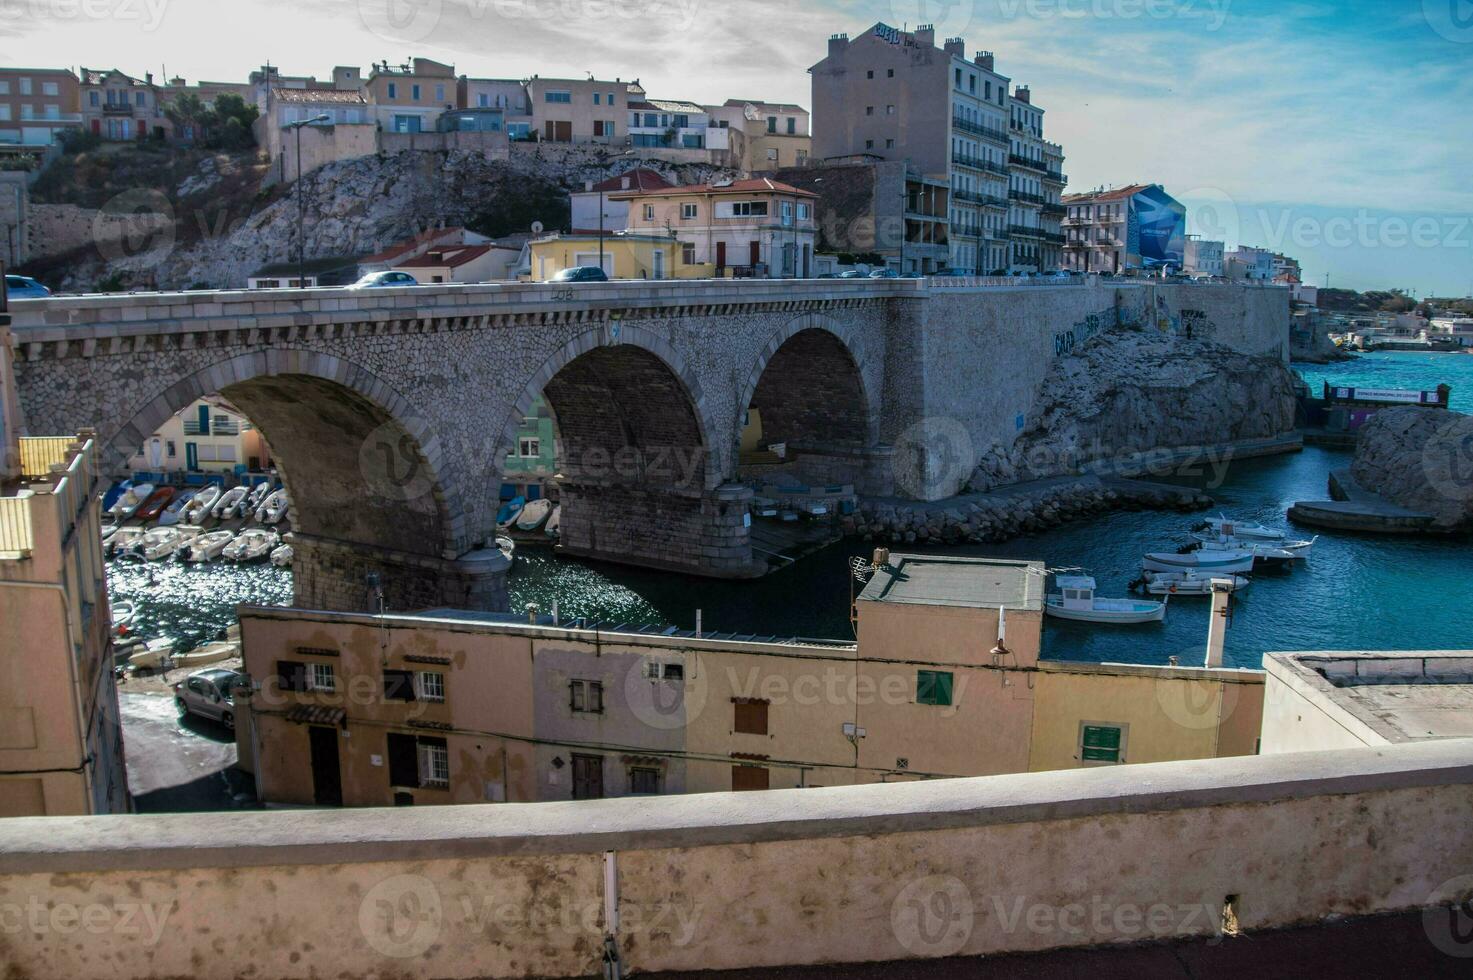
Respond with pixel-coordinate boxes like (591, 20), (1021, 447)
(119, 691), (256, 813)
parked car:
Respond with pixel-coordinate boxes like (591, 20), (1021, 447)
(899, 272), (925, 279)
(547, 266), (610, 283)
(1041, 270), (1072, 280)
(348, 271), (419, 289)
(837, 270), (866, 279)
(5, 274), (51, 299)
(173, 667), (243, 730)
(931, 269), (973, 278)
(868, 268), (900, 279)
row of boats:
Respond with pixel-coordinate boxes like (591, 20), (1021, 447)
(496, 496), (561, 537)
(106, 480), (290, 527)
(105, 523), (292, 565)
(1044, 516), (1315, 624)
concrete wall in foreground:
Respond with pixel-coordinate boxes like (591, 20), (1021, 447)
(0, 741), (1469, 978)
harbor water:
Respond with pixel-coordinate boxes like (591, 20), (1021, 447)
(107, 352), (1472, 670)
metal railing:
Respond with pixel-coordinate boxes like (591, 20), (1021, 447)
(0, 496), (33, 557)
(1008, 189), (1045, 206)
(1009, 153), (1046, 172)
(951, 153), (1008, 177)
(951, 116), (1008, 144)
(1043, 170), (1067, 185)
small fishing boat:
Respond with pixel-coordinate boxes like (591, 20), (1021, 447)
(212, 486), (249, 520)
(1143, 550), (1256, 575)
(138, 526), (195, 561)
(1196, 516), (1285, 542)
(516, 498), (554, 532)
(1195, 534), (1317, 559)
(497, 535), (516, 564)
(256, 488), (289, 524)
(184, 530), (235, 562)
(157, 490), (198, 527)
(1136, 571), (1251, 597)
(101, 480), (133, 513)
(544, 505), (561, 539)
(223, 528), (280, 562)
(111, 600), (137, 634)
(269, 543), (294, 567)
(171, 638), (239, 670)
(245, 482), (271, 513)
(186, 485), (222, 523)
(108, 525), (145, 557)
(497, 496), (526, 528)
(100, 520), (120, 547)
(133, 486), (177, 522)
(108, 483), (155, 518)
(1045, 576), (1167, 624)
(127, 637), (175, 671)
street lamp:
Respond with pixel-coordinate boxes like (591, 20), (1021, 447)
(284, 114), (332, 289)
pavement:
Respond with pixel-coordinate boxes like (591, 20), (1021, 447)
(119, 691), (257, 813)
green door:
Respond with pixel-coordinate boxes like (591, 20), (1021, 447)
(185, 442), (198, 471)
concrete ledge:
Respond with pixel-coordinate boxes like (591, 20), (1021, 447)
(2, 740), (1469, 875)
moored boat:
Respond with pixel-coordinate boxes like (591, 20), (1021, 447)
(497, 496), (526, 528)
(256, 488), (289, 524)
(245, 482), (270, 513)
(1195, 534), (1317, 559)
(497, 535), (516, 564)
(111, 600), (137, 634)
(516, 498), (554, 531)
(138, 526), (196, 561)
(184, 530), (235, 562)
(223, 528), (280, 562)
(133, 486), (177, 522)
(1143, 550), (1256, 575)
(127, 637), (175, 671)
(186, 485), (222, 523)
(1136, 571), (1251, 597)
(157, 490), (198, 527)
(108, 525), (145, 557)
(1197, 516), (1285, 542)
(170, 638), (239, 670)
(1045, 576), (1167, 624)
(269, 543), (294, 567)
(109, 483), (155, 519)
(544, 505), (561, 539)
(212, 486), (249, 520)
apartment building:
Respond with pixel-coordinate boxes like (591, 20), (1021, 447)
(123, 396), (273, 477)
(1227, 244), (1275, 280)
(705, 99), (812, 171)
(233, 554), (1263, 806)
(811, 23), (1066, 274)
(570, 168), (673, 233)
(614, 177), (819, 278)
(456, 76), (532, 139)
(0, 68), (81, 146)
(628, 97), (712, 150)
(79, 68), (168, 141)
(1184, 235), (1225, 276)
(366, 57), (456, 133)
(1062, 184), (1186, 274)
(261, 87), (374, 182)
(526, 75), (635, 145)
(0, 324), (128, 817)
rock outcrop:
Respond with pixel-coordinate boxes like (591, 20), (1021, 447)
(1351, 407), (1473, 530)
(968, 327), (1297, 491)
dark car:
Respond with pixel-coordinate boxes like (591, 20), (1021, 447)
(548, 266), (610, 283)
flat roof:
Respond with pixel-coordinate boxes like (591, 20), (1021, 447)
(858, 554), (1043, 611)
(1268, 651), (1473, 743)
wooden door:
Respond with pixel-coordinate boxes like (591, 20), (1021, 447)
(308, 726), (342, 806)
(732, 765), (769, 791)
(715, 241), (726, 269)
(572, 754), (603, 799)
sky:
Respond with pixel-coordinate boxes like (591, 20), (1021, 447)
(2, 0), (1470, 295)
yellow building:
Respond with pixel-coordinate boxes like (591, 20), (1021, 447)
(526, 231), (712, 282)
(235, 554), (1263, 807)
(1, 324), (128, 817)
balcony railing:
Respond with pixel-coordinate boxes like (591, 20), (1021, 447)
(951, 116), (1008, 145)
(951, 153), (1009, 177)
(1042, 203), (1067, 218)
(1008, 189), (1045, 206)
(101, 104), (140, 116)
(949, 222), (981, 239)
(1009, 153), (1046, 173)
(1043, 170), (1067, 185)
(1010, 225), (1066, 244)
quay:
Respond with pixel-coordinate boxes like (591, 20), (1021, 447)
(1289, 468), (1437, 534)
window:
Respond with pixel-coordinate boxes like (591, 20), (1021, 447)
(787, 117), (796, 134)
(308, 662), (336, 693)
(276, 660), (307, 693)
(887, 68), (895, 77)
(767, 115), (777, 133)
(644, 660), (684, 680)
(478, 93), (489, 107)
(545, 90), (572, 103)
(733, 698), (768, 735)
(570, 679), (604, 713)
(387, 82), (397, 99)
(886, 138), (896, 149)
(680, 202), (697, 219)
(0, 82), (8, 95)
(781, 201), (793, 226)
(519, 437), (540, 458)
(865, 139), (874, 150)
(88, 90), (97, 106)
(411, 84), (421, 101)
(20, 105), (32, 120)
(642, 203), (654, 221)
(681, 242), (696, 264)
(593, 93), (601, 105)
(886, 105), (895, 115)
(866, 106), (874, 116)
(166, 440), (176, 457)
(798, 203), (810, 221)
(629, 767), (662, 795)
(731, 201), (768, 217)
(435, 84), (445, 103)
(607, 92), (615, 105)
(19, 78), (31, 95)
(866, 69), (874, 79)
(384, 669), (416, 702)
(418, 738), (449, 787)
(416, 671), (445, 703)
(955, 68), (962, 87)
(42, 81), (58, 96)
(1080, 723), (1126, 764)
(593, 120), (608, 137)
(916, 670), (954, 706)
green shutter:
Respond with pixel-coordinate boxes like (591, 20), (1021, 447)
(917, 671), (954, 707)
(1081, 725), (1122, 763)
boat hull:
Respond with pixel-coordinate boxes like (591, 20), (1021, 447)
(1143, 553), (1255, 575)
(1045, 598), (1167, 624)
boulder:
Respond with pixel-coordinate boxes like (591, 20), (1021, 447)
(1351, 407), (1473, 530)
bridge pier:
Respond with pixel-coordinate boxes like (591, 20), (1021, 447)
(289, 534), (512, 614)
(554, 480), (762, 579)
(759, 442), (897, 497)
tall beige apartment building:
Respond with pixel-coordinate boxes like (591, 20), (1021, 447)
(810, 22), (1067, 274)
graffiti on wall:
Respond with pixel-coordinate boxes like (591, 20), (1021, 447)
(1053, 310), (1112, 357)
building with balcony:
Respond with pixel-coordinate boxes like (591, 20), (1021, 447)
(1227, 244), (1275, 281)
(79, 67), (168, 141)
(613, 177), (819, 278)
(811, 24), (1065, 275)
(1062, 184), (1186, 274)
(1, 322), (127, 818)
(123, 396), (273, 477)
(526, 74), (637, 145)
(706, 99), (812, 172)
(0, 67), (81, 146)
(363, 57), (457, 134)
(1185, 234), (1225, 276)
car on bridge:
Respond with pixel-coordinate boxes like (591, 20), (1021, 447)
(547, 266), (610, 283)
(173, 667), (244, 731)
(5, 274), (51, 299)
(868, 269), (900, 279)
(348, 271), (420, 289)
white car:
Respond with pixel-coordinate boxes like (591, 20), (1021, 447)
(173, 668), (243, 730)
(347, 270), (419, 289)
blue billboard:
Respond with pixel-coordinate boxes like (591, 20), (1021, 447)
(1127, 186), (1186, 270)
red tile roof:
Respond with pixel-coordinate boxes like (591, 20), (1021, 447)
(609, 177), (817, 199)
(1062, 183), (1154, 203)
(403, 244), (493, 269)
(362, 227), (466, 263)
(273, 88), (368, 105)
(580, 168), (673, 194)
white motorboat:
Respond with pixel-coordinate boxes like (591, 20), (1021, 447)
(1198, 516), (1285, 542)
(108, 483), (155, 518)
(171, 638), (239, 670)
(186, 485), (222, 523)
(1143, 550), (1256, 575)
(184, 530), (236, 562)
(1045, 576), (1167, 624)
(269, 543), (294, 567)
(516, 498), (554, 532)
(256, 488), (289, 524)
(1138, 571), (1251, 597)
(497, 535), (516, 564)
(156, 490), (197, 527)
(100, 521), (120, 547)
(544, 505), (561, 539)
(1195, 534), (1317, 559)
(223, 528), (280, 562)
(138, 526), (198, 561)
(212, 486), (249, 520)
(127, 637), (175, 671)
(111, 600), (137, 634)
(108, 525), (145, 557)
(245, 482), (270, 513)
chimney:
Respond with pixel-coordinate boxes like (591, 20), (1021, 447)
(914, 24), (935, 48)
(974, 51), (994, 71)
(621, 176), (631, 190)
(943, 37), (966, 57)
(145, 72), (154, 85)
(1014, 85), (1030, 103)
(828, 33), (849, 57)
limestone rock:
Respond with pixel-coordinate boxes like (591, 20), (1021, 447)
(1351, 407), (1473, 530)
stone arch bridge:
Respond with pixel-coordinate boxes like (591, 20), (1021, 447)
(6, 278), (1287, 612)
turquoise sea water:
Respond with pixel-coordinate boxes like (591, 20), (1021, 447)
(108, 352), (1471, 670)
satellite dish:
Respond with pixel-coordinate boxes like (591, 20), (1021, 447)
(531, 221), (544, 234)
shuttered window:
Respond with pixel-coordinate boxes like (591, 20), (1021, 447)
(1080, 724), (1125, 764)
(916, 670), (954, 706)
(276, 660), (307, 693)
(733, 699), (768, 735)
(383, 670), (416, 702)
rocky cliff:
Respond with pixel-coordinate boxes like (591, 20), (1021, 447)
(1351, 406), (1473, 530)
(968, 326), (1298, 491)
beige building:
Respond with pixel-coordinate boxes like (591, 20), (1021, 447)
(1, 324), (128, 817)
(812, 24), (1064, 274)
(366, 57), (456, 133)
(234, 554), (1263, 807)
(259, 88), (374, 183)
(0, 67), (81, 146)
(614, 177), (819, 278)
(527, 75), (636, 145)
(125, 396), (273, 476)
(705, 99), (812, 172)
(79, 67), (168, 141)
